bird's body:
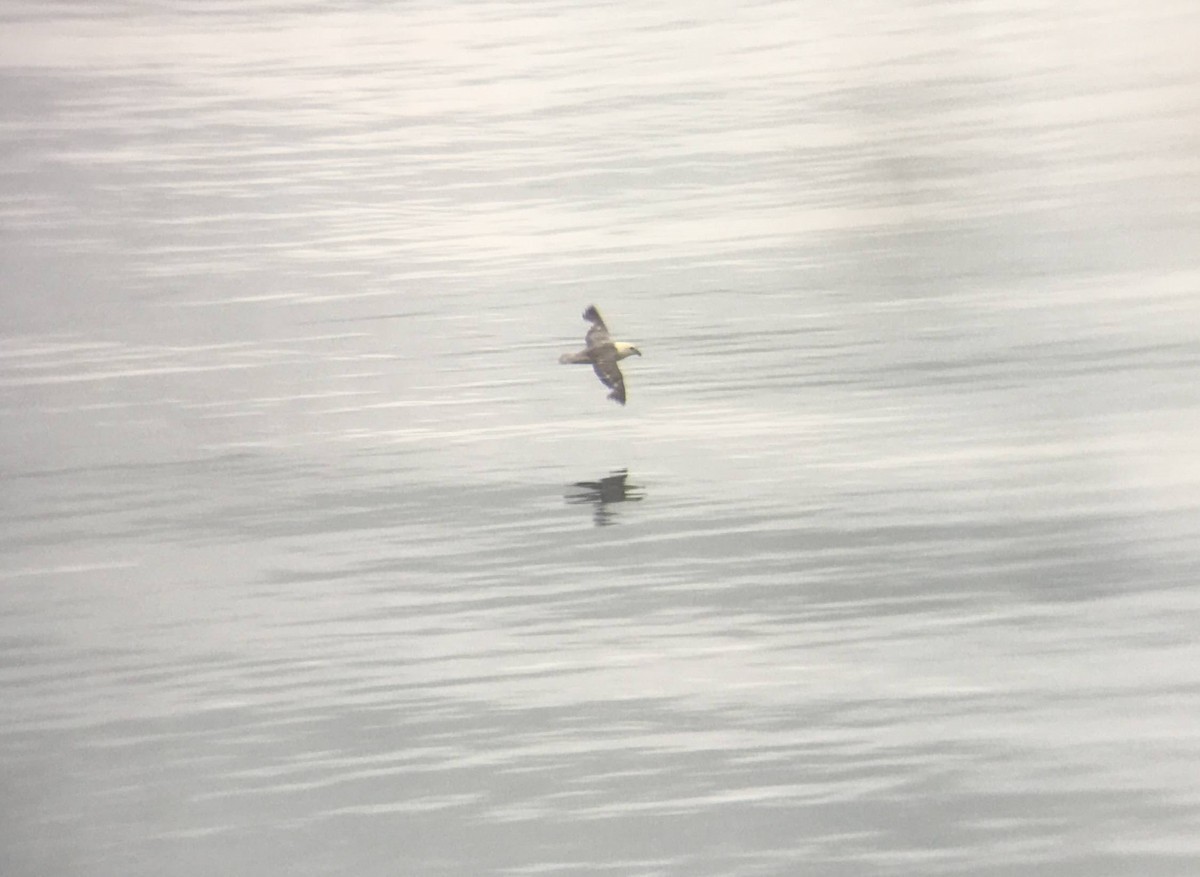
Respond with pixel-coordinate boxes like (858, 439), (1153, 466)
(559, 305), (641, 404)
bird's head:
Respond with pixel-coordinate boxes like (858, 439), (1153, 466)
(615, 342), (642, 360)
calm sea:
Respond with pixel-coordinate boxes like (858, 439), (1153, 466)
(2, 1), (1199, 874)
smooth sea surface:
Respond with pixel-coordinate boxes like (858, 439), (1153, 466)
(3, 1), (1200, 874)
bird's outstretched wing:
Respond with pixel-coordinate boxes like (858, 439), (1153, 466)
(591, 353), (626, 405)
(574, 304), (627, 403)
(583, 305), (612, 349)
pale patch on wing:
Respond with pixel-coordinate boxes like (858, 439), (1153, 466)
(591, 354), (626, 405)
(584, 306), (612, 349)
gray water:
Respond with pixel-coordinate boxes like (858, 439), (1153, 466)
(3, 1), (1200, 874)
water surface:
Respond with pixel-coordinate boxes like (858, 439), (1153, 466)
(2, 1), (1200, 874)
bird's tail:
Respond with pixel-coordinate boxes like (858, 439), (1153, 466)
(559, 351), (590, 364)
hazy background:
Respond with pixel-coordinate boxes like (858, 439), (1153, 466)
(2, 1), (1199, 874)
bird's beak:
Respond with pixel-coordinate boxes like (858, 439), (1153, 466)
(633, 348), (642, 356)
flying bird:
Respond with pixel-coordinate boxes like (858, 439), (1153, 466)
(559, 305), (642, 405)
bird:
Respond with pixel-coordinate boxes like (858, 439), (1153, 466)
(558, 305), (642, 405)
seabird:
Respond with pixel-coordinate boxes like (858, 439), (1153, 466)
(559, 305), (642, 405)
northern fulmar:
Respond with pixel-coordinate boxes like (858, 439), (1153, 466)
(559, 305), (641, 405)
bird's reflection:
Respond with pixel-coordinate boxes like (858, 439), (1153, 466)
(565, 468), (645, 527)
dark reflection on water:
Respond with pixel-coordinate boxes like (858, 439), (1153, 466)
(565, 468), (645, 527)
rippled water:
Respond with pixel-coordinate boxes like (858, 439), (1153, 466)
(3, 1), (1200, 874)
